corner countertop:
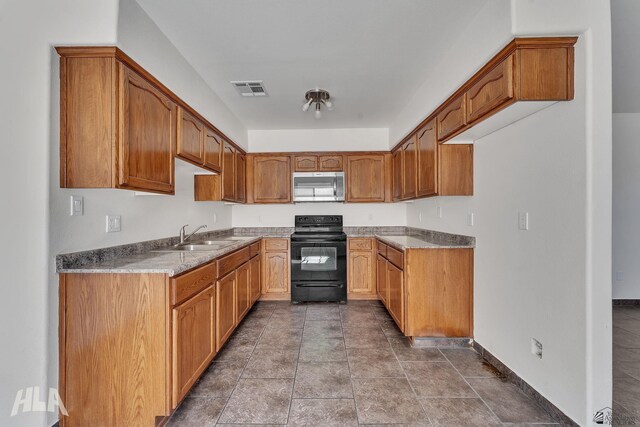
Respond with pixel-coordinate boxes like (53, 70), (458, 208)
(374, 234), (473, 250)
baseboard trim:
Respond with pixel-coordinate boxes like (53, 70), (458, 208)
(411, 337), (472, 348)
(472, 341), (578, 426)
(613, 299), (640, 306)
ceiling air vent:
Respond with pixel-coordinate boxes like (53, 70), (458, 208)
(231, 81), (267, 97)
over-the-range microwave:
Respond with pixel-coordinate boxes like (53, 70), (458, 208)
(292, 172), (345, 202)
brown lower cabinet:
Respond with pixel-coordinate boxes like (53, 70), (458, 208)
(58, 241), (262, 427)
(172, 285), (215, 405)
(376, 240), (473, 339)
(261, 238), (291, 299)
(347, 238), (377, 299)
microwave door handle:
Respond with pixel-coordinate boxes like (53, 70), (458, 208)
(333, 180), (337, 197)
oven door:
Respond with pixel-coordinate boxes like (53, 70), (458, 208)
(291, 240), (347, 301)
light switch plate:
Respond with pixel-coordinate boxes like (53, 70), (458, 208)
(436, 206), (443, 218)
(467, 212), (474, 226)
(106, 215), (121, 233)
(518, 212), (529, 230)
(70, 195), (83, 216)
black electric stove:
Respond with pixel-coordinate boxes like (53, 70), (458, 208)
(290, 215), (347, 303)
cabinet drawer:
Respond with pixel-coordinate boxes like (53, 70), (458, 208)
(386, 246), (404, 269)
(264, 238), (289, 251)
(250, 242), (260, 258)
(217, 247), (251, 278)
(437, 94), (467, 141)
(318, 155), (343, 171)
(466, 55), (514, 124)
(171, 262), (217, 306)
(377, 240), (387, 257)
(349, 238), (373, 251)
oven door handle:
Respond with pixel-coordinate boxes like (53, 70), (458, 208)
(294, 281), (344, 288)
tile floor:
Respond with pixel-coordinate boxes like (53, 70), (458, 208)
(613, 305), (640, 423)
(168, 300), (559, 426)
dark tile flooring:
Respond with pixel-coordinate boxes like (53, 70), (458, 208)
(613, 306), (640, 423)
(168, 300), (559, 426)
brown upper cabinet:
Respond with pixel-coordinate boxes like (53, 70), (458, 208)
(346, 154), (387, 203)
(221, 141), (236, 202)
(401, 135), (417, 199)
(466, 54), (514, 124)
(416, 120), (438, 197)
(177, 107), (205, 166)
(437, 94), (467, 142)
(203, 127), (223, 172)
(318, 155), (344, 171)
(293, 154), (344, 172)
(59, 52), (177, 194)
(392, 150), (402, 201)
(57, 46), (244, 194)
(250, 155), (292, 203)
(235, 152), (246, 203)
(435, 37), (576, 143)
(294, 155), (318, 172)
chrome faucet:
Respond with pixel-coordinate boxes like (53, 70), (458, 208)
(179, 224), (207, 244)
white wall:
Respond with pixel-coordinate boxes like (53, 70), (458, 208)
(613, 113), (640, 299)
(393, 0), (612, 424)
(0, 2), (119, 426)
(235, 127), (406, 227)
(249, 128), (389, 152)
(232, 203), (406, 227)
(43, 1), (246, 425)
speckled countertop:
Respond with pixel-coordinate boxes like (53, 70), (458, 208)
(374, 234), (473, 250)
(56, 226), (474, 277)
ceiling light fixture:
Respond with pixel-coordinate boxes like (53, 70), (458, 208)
(302, 89), (332, 119)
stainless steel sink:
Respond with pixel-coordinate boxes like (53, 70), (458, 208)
(154, 242), (230, 252)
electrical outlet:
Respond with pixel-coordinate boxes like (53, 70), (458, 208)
(467, 212), (474, 227)
(70, 195), (83, 216)
(531, 338), (543, 359)
(106, 215), (121, 233)
(436, 206), (443, 218)
(518, 212), (529, 230)
(368, 213), (373, 220)
(616, 271), (624, 282)
(418, 212), (423, 222)
(213, 213), (217, 223)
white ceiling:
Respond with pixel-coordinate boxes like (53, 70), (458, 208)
(135, 0), (488, 129)
(612, 0), (640, 114)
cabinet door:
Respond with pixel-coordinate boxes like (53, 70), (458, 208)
(348, 250), (375, 295)
(250, 255), (261, 303)
(437, 94), (467, 142)
(262, 251), (290, 294)
(236, 152), (246, 203)
(172, 285), (215, 406)
(294, 155), (318, 172)
(387, 262), (404, 332)
(221, 141), (236, 202)
(236, 262), (251, 322)
(346, 154), (386, 202)
(401, 136), (417, 199)
(318, 155), (343, 171)
(203, 127), (222, 172)
(176, 107), (204, 165)
(377, 255), (388, 306)
(118, 64), (175, 193)
(416, 120), (438, 197)
(438, 144), (473, 196)
(216, 271), (236, 351)
(392, 150), (402, 201)
(253, 156), (292, 203)
(467, 55), (514, 124)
